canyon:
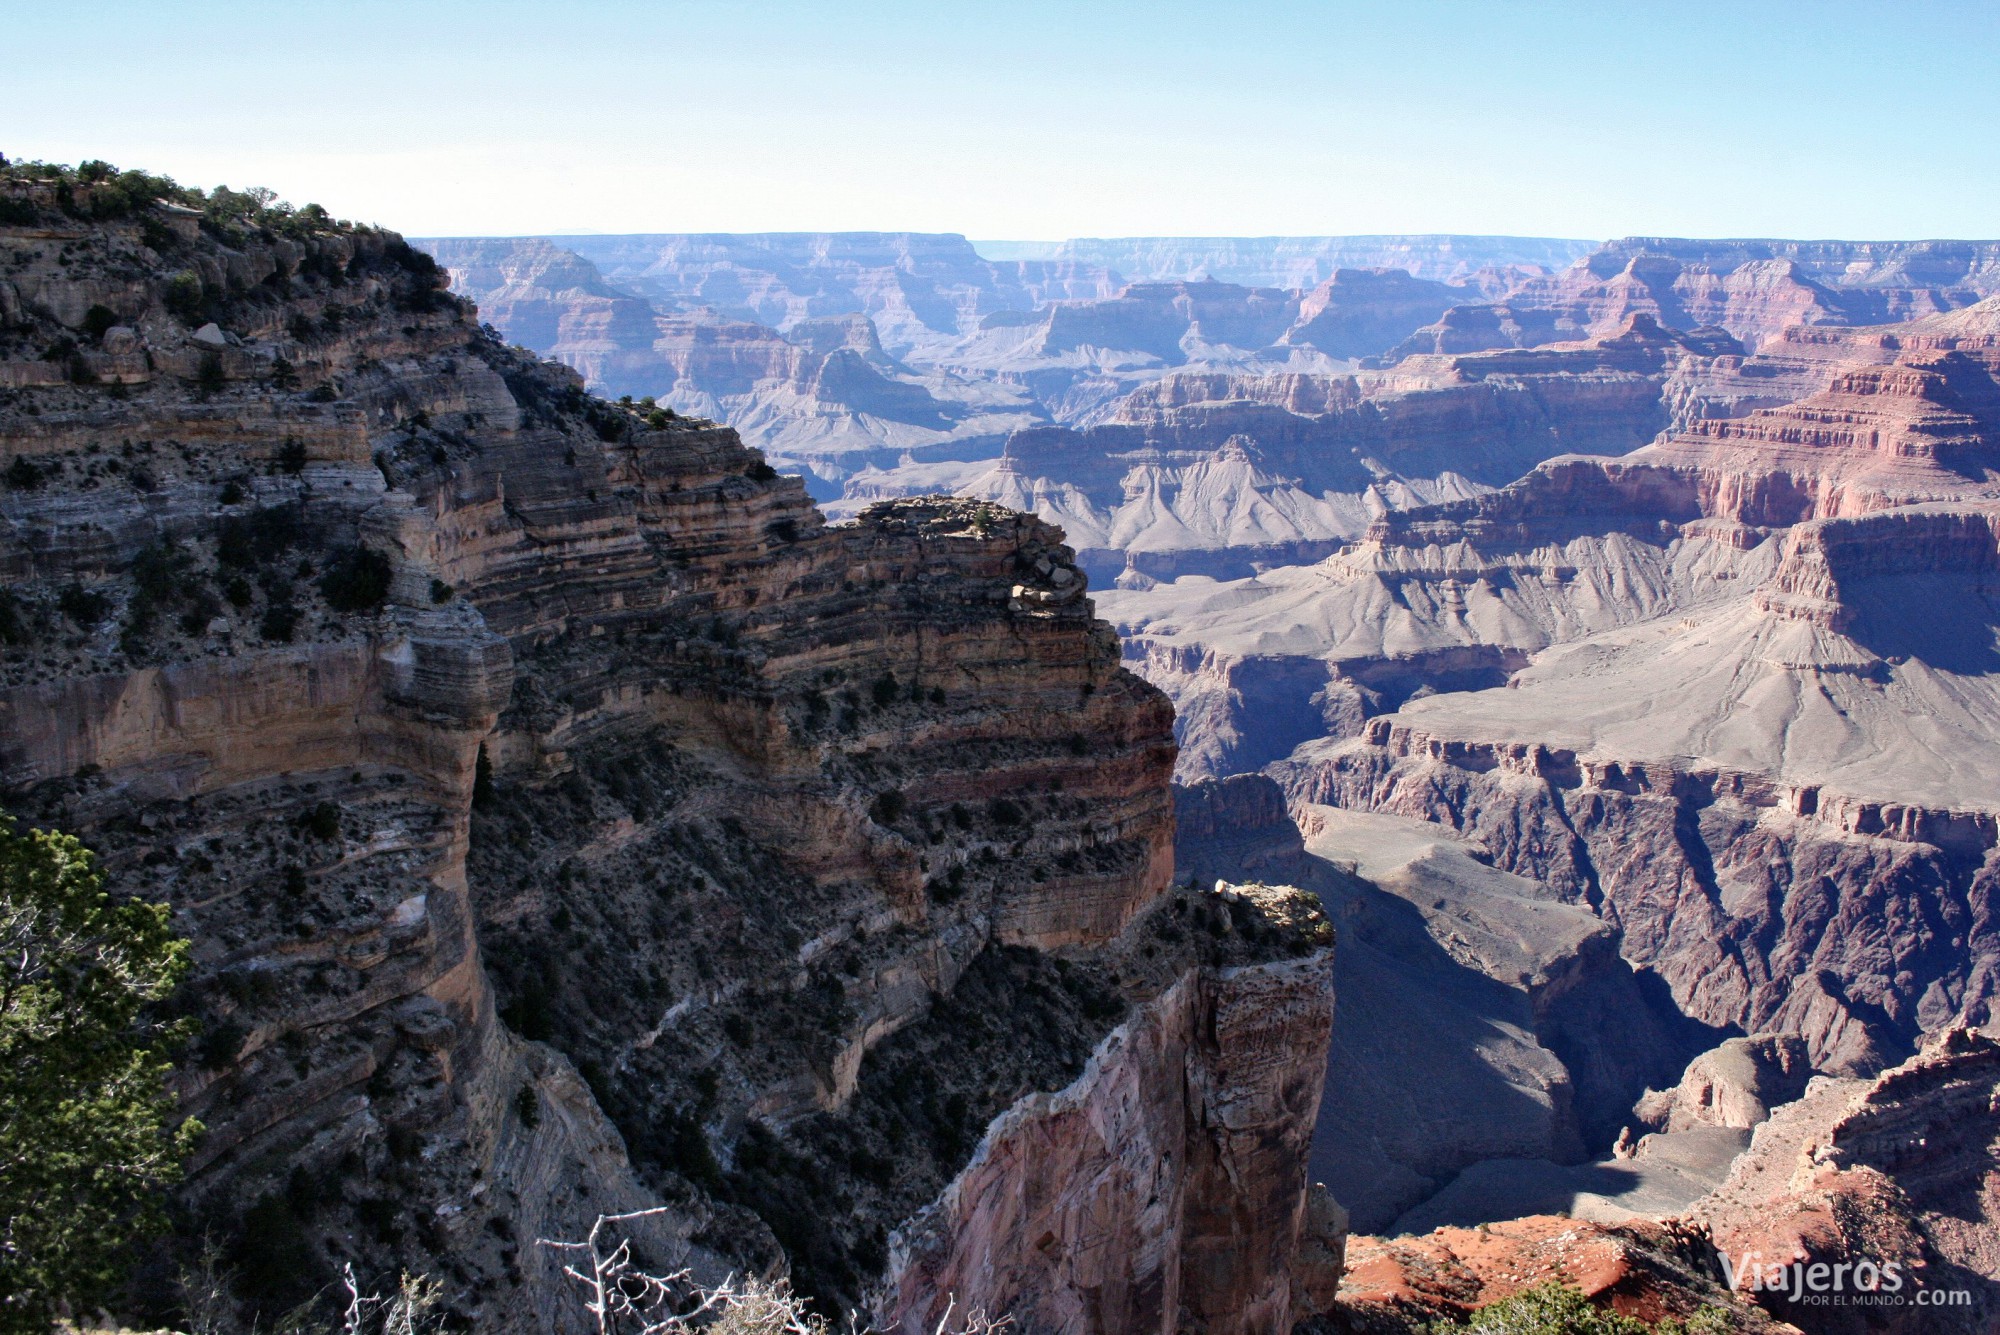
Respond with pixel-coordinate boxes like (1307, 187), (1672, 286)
(0, 168), (1339, 1334)
(1108, 288), (2000, 1329)
(9, 147), (2000, 1335)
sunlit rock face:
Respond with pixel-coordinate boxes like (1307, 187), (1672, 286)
(2, 175), (1337, 1332)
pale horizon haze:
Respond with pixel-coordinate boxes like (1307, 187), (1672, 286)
(8, 0), (2000, 241)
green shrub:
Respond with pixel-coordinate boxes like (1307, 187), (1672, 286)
(870, 790), (907, 824)
(130, 539), (194, 606)
(259, 602), (300, 642)
(216, 503), (303, 569)
(4, 457), (41, 491)
(429, 578), (454, 605)
(745, 459), (779, 482)
(0, 814), (195, 1331)
(1458, 1282), (1732, 1334)
(300, 802), (341, 841)
(318, 545), (392, 613)
(193, 350), (224, 395)
(274, 437), (307, 474)
(162, 272), (203, 323)
(121, 540), (202, 651)
(56, 584), (110, 628)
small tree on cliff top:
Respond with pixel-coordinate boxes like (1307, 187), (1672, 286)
(0, 813), (196, 1332)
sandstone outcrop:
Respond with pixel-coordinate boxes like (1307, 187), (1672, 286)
(1690, 1029), (2000, 1332)
(1636, 1036), (1816, 1136)
(1322, 1214), (1793, 1332)
(0, 164), (1335, 1332)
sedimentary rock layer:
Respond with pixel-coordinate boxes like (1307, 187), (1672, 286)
(0, 168), (1334, 1333)
(1692, 1029), (2000, 1333)
(876, 882), (1337, 1335)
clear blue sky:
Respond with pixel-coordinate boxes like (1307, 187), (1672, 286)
(8, 0), (1998, 240)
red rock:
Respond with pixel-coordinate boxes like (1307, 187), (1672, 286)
(1328, 1215), (1794, 1331)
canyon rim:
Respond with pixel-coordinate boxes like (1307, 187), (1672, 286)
(8, 6), (2000, 1333)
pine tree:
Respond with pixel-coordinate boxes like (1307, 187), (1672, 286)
(0, 814), (196, 1332)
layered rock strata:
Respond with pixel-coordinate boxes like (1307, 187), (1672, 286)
(966, 316), (1741, 591)
(1398, 238), (2000, 356)
(1260, 306), (2000, 1088)
(1691, 1029), (2000, 1333)
(423, 237), (1046, 493)
(875, 881), (1337, 1335)
(0, 166), (1333, 1333)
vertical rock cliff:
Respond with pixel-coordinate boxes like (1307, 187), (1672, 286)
(876, 883), (1336, 1335)
(0, 164), (1334, 1332)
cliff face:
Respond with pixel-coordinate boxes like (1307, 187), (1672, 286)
(0, 167), (1334, 1332)
(1691, 1029), (2000, 1332)
(1255, 309), (2000, 1087)
(877, 882), (1337, 1335)
(959, 317), (1740, 592)
(1398, 239), (2000, 356)
(423, 237), (1046, 491)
